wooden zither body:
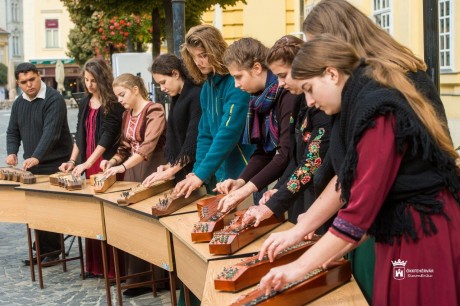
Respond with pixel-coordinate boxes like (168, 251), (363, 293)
(230, 260), (352, 306)
(191, 194), (231, 242)
(90, 173), (116, 193)
(214, 239), (317, 292)
(151, 186), (207, 217)
(49, 172), (68, 185)
(0, 167), (36, 184)
(208, 212), (285, 255)
(116, 180), (175, 206)
(59, 175), (84, 190)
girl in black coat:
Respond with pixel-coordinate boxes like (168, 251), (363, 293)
(143, 53), (202, 186)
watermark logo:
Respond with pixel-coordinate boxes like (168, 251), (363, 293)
(391, 259), (435, 280)
(391, 259), (407, 280)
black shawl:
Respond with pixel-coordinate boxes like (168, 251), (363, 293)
(314, 64), (460, 244)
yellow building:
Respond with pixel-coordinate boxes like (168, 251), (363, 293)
(0, 27), (9, 65)
(22, 0), (81, 93)
(203, 0), (460, 147)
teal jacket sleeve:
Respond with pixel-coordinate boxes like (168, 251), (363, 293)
(193, 90), (213, 172)
(193, 79), (249, 183)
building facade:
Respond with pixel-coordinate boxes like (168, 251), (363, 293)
(203, 0), (460, 147)
(0, 0), (24, 65)
(22, 0), (81, 95)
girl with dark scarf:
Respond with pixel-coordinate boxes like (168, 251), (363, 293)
(215, 37), (299, 212)
(292, 0), (452, 301)
(143, 54), (202, 186)
(259, 35), (460, 306)
(241, 35), (331, 226)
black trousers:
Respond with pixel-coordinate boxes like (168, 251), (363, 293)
(33, 230), (61, 254)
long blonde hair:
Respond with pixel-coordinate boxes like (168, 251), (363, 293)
(303, 0), (426, 72)
(181, 24), (228, 84)
(113, 73), (149, 100)
(291, 35), (458, 160)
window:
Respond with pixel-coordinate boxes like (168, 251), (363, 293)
(12, 36), (20, 56)
(45, 19), (59, 48)
(439, 0), (452, 69)
(373, 0), (391, 33)
(11, 2), (19, 22)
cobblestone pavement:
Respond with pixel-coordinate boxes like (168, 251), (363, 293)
(0, 222), (175, 306)
(0, 107), (175, 305)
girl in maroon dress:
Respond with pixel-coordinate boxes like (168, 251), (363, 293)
(258, 36), (460, 306)
(59, 58), (124, 278)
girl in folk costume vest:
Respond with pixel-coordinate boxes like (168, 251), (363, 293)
(259, 35), (460, 306)
(102, 73), (166, 297)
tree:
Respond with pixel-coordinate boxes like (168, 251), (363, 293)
(61, 0), (245, 59)
(0, 63), (7, 86)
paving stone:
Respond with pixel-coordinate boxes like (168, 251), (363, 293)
(0, 223), (174, 305)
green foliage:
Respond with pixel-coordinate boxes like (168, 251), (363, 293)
(0, 63), (7, 85)
(61, 0), (245, 62)
(67, 27), (96, 66)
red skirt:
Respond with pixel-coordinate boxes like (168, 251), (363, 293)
(373, 189), (460, 306)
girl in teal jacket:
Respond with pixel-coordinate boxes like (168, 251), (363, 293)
(176, 24), (254, 197)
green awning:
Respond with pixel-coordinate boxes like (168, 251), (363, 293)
(29, 58), (75, 65)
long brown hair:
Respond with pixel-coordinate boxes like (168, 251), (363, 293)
(181, 24), (228, 84)
(113, 73), (149, 100)
(291, 35), (458, 160)
(303, 0), (426, 72)
(266, 35), (304, 66)
(82, 58), (118, 114)
(150, 53), (190, 81)
(223, 37), (269, 70)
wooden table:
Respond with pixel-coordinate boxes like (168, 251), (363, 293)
(0, 175), (48, 223)
(202, 258), (368, 306)
(17, 181), (136, 240)
(16, 180), (136, 305)
(160, 210), (293, 301)
(95, 189), (201, 306)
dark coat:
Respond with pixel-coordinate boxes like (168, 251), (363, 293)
(165, 79), (202, 182)
(74, 94), (124, 162)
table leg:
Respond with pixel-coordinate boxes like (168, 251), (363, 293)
(60, 234), (67, 272)
(78, 237), (85, 280)
(26, 225), (35, 282)
(169, 271), (177, 306)
(184, 285), (191, 306)
(34, 230), (44, 289)
(101, 240), (112, 306)
(113, 246), (123, 306)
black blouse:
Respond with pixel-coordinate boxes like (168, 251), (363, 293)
(75, 94), (124, 162)
(165, 79), (202, 182)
